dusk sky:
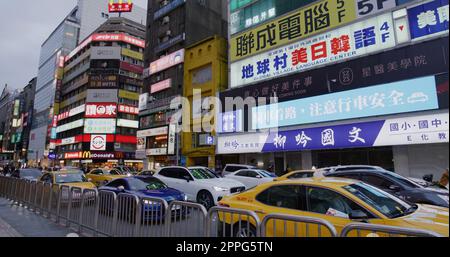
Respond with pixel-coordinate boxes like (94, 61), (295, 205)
(0, 0), (147, 91)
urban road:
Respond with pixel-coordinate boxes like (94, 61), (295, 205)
(0, 197), (209, 237)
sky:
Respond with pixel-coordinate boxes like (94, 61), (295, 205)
(0, 0), (147, 92)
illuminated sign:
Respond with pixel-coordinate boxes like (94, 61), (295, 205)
(117, 119), (139, 128)
(109, 0), (133, 13)
(85, 103), (117, 118)
(58, 105), (86, 121)
(252, 76), (439, 130)
(137, 126), (168, 138)
(90, 135), (107, 151)
(56, 119), (84, 133)
(84, 119), (116, 134)
(149, 49), (185, 75)
(118, 104), (139, 115)
(82, 151), (115, 159)
(151, 79), (172, 94)
(65, 152), (82, 159)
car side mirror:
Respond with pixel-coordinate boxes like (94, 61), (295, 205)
(117, 186), (125, 192)
(349, 210), (368, 221)
(256, 175), (263, 179)
(184, 176), (191, 182)
(389, 185), (401, 191)
(423, 174), (433, 183)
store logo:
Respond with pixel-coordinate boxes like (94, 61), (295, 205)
(339, 68), (354, 86)
(91, 135), (107, 151)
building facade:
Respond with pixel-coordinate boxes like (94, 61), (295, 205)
(138, 0), (228, 169)
(55, 17), (146, 169)
(217, 0), (449, 178)
(181, 36), (228, 169)
(28, 0), (147, 167)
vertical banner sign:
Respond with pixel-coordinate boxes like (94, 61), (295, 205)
(168, 124), (176, 155)
(230, 0), (357, 62)
(408, 0), (449, 40)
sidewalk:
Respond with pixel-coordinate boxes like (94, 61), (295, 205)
(0, 198), (75, 237)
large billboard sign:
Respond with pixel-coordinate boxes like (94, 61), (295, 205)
(231, 12), (396, 88)
(109, 0), (133, 13)
(85, 103), (117, 118)
(149, 49), (185, 75)
(218, 112), (449, 154)
(84, 119), (116, 134)
(408, 0), (449, 41)
(252, 76), (439, 130)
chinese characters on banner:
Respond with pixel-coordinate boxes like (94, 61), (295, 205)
(230, 0), (357, 62)
(252, 76), (439, 130)
(408, 0), (449, 40)
(85, 103), (117, 118)
(232, 13), (395, 88)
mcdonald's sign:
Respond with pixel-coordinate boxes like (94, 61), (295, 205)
(109, 0), (133, 13)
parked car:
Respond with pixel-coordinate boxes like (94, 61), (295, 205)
(39, 170), (96, 189)
(10, 169), (42, 182)
(222, 164), (257, 176)
(99, 176), (187, 221)
(218, 177), (449, 237)
(154, 166), (246, 209)
(112, 166), (136, 176)
(138, 170), (157, 176)
(190, 166), (221, 178)
(86, 168), (128, 187)
(273, 170), (318, 181)
(225, 169), (276, 188)
(324, 169), (449, 208)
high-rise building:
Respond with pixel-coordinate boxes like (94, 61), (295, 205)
(138, 0), (228, 169)
(28, 0), (147, 167)
(55, 17), (146, 169)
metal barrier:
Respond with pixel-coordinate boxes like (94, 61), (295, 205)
(166, 201), (208, 237)
(207, 206), (261, 237)
(57, 185), (70, 224)
(79, 189), (99, 236)
(138, 196), (169, 237)
(33, 182), (44, 213)
(96, 190), (117, 237)
(261, 214), (338, 237)
(340, 223), (444, 237)
(66, 187), (83, 229)
(115, 193), (141, 237)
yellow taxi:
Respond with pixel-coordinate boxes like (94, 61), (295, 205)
(274, 170), (319, 181)
(86, 168), (128, 187)
(218, 177), (449, 237)
(39, 170), (96, 189)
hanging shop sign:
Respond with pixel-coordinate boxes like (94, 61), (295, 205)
(90, 135), (107, 151)
(137, 126), (168, 138)
(252, 76), (439, 130)
(85, 103), (117, 118)
(408, 0), (449, 41)
(218, 112), (449, 154)
(118, 104), (139, 115)
(167, 124), (176, 155)
(84, 119), (116, 134)
(231, 12), (396, 88)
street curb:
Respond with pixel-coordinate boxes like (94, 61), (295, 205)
(0, 216), (23, 237)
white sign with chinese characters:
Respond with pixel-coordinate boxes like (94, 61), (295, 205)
(217, 132), (269, 154)
(374, 112), (449, 146)
(231, 12), (396, 88)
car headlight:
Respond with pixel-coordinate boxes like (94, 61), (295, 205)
(213, 186), (228, 192)
(143, 200), (157, 205)
(184, 194), (188, 201)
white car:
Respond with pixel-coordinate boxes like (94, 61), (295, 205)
(225, 169), (277, 189)
(154, 166), (246, 209)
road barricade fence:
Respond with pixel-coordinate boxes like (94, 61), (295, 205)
(0, 176), (444, 237)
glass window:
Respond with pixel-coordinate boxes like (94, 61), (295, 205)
(55, 173), (87, 184)
(127, 177), (168, 191)
(189, 168), (217, 179)
(332, 173), (361, 181)
(344, 183), (413, 219)
(91, 169), (104, 175)
(106, 179), (127, 188)
(360, 174), (395, 190)
(247, 171), (259, 178)
(256, 185), (306, 211)
(289, 172), (314, 179)
(235, 170), (249, 177)
(307, 187), (372, 218)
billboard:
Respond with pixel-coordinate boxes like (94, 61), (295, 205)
(118, 104), (139, 115)
(151, 79), (172, 94)
(58, 105), (86, 121)
(85, 103), (117, 118)
(117, 119), (139, 128)
(84, 119), (116, 134)
(252, 76), (439, 129)
(86, 89), (118, 103)
(231, 12), (396, 88)
(56, 119), (84, 133)
(408, 0), (449, 41)
(90, 46), (122, 60)
(149, 49), (185, 75)
(109, 0), (133, 13)
(218, 112), (449, 154)
(90, 75), (118, 88)
(90, 135), (107, 151)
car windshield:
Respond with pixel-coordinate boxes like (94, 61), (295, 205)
(189, 168), (218, 179)
(20, 169), (42, 178)
(383, 171), (422, 188)
(257, 170), (276, 178)
(105, 169), (123, 175)
(344, 183), (413, 219)
(55, 173), (88, 184)
(128, 177), (168, 191)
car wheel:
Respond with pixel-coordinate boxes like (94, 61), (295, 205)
(197, 191), (214, 210)
(233, 222), (257, 237)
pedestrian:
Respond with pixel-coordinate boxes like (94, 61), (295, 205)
(439, 169), (449, 190)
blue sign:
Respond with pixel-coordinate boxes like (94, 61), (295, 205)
(252, 76), (439, 130)
(51, 128), (57, 139)
(218, 110), (243, 133)
(48, 153), (57, 160)
(408, 0), (449, 40)
(154, 0), (186, 20)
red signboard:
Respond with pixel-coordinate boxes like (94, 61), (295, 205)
(118, 104), (139, 115)
(109, 1), (133, 13)
(85, 103), (117, 118)
(65, 152), (82, 159)
(120, 61), (144, 74)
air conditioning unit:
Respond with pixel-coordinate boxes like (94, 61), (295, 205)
(166, 30), (172, 36)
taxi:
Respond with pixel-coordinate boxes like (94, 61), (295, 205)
(86, 168), (128, 187)
(218, 177), (449, 237)
(39, 170), (96, 189)
(273, 170), (321, 181)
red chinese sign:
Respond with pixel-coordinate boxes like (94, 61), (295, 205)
(109, 0), (133, 13)
(85, 103), (117, 118)
(118, 104), (139, 115)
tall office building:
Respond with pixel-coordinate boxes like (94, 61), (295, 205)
(28, 0), (147, 166)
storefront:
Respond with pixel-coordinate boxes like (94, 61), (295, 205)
(136, 125), (176, 170)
